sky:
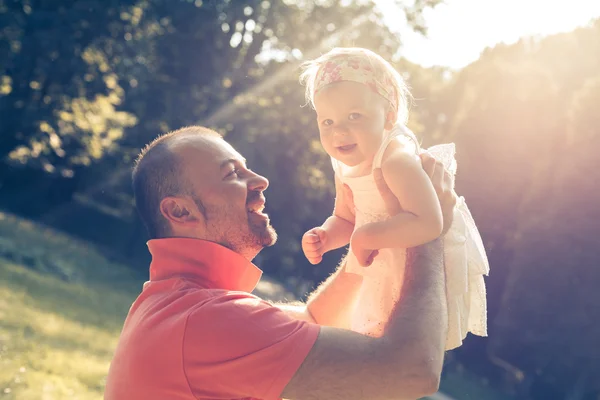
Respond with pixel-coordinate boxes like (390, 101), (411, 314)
(375, 0), (600, 69)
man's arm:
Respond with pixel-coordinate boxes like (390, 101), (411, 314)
(273, 301), (315, 323)
(304, 256), (362, 329)
(282, 240), (447, 400)
(272, 257), (361, 329)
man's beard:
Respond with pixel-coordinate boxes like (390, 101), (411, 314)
(228, 215), (277, 260)
(202, 201), (277, 258)
(249, 214), (277, 248)
(245, 189), (277, 248)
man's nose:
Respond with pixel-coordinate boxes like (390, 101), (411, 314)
(247, 171), (269, 192)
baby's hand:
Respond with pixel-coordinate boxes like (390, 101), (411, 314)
(302, 227), (328, 265)
(351, 226), (379, 267)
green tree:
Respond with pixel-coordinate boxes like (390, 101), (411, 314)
(0, 0), (141, 177)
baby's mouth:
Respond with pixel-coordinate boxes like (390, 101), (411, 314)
(336, 144), (357, 153)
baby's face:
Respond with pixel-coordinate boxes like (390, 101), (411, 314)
(314, 81), (392, 167)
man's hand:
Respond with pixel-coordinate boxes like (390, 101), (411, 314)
(302, 227), (328, 265)
(419, 151), (457, 235)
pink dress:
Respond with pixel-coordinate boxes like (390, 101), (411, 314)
(332, 124), (489, 349)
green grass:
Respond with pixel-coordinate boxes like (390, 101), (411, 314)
(0, 211), (141, 399)
(0, 262), (137, 399)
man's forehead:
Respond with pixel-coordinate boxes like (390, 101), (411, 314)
(171, 134), (244, 167)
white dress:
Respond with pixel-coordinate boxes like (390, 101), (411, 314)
(332, 125), (489, 350)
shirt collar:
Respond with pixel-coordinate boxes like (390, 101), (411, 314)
(147, 238), (263, 292)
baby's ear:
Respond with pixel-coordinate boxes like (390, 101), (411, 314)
(385, 109), (396, 130)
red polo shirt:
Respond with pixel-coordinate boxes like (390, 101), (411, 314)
(104, 238), (320, 400)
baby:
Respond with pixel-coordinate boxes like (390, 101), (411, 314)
(300, 47), (489, 349)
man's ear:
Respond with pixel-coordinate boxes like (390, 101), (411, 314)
(159, 196), (202, 228)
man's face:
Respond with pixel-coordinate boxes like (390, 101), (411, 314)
(174, 135), (277, 260)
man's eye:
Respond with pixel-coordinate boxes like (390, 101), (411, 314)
(348, 113), (361, 120)
(322, 119), (333, 126)
(227, 169), (238, 178)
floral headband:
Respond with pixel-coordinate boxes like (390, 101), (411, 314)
(313, 54), (399, 111)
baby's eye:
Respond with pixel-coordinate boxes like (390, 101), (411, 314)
(322, 119), (334, 126)
(348, 113), (361, 120)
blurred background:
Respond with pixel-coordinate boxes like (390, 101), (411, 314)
(0, 0), (599, 399)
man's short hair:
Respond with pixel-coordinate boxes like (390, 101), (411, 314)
(132, 126), (222, 239)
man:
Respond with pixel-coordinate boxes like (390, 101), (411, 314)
(104, 125), (455, 400)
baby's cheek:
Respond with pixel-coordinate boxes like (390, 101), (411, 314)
(322, 145), (336, 158)
(361, 137), (380, 157)
(319, 134), (332, 150)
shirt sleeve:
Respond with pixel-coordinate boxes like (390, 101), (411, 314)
(182, 291), (320, 400)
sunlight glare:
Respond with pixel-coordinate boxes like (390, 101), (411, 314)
(375, 0), (600, 69)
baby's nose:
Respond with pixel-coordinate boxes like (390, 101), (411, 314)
(333, 123), (350, 136)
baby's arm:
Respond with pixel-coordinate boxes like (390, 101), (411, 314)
(302, 173), (355, 264)
(353, 148), (443, 251)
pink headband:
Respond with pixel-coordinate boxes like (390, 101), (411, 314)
(313, 55), (398, 111)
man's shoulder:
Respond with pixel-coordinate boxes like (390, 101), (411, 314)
(184, 288), (315, 341)
(131, 279), (270, 330)
(185, 289), (275, 323)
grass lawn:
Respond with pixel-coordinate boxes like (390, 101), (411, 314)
(0, 211), (142, 399)
(0, 260), (137, 399)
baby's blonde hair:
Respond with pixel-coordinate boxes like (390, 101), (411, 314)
(299, 47), (411, 124)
